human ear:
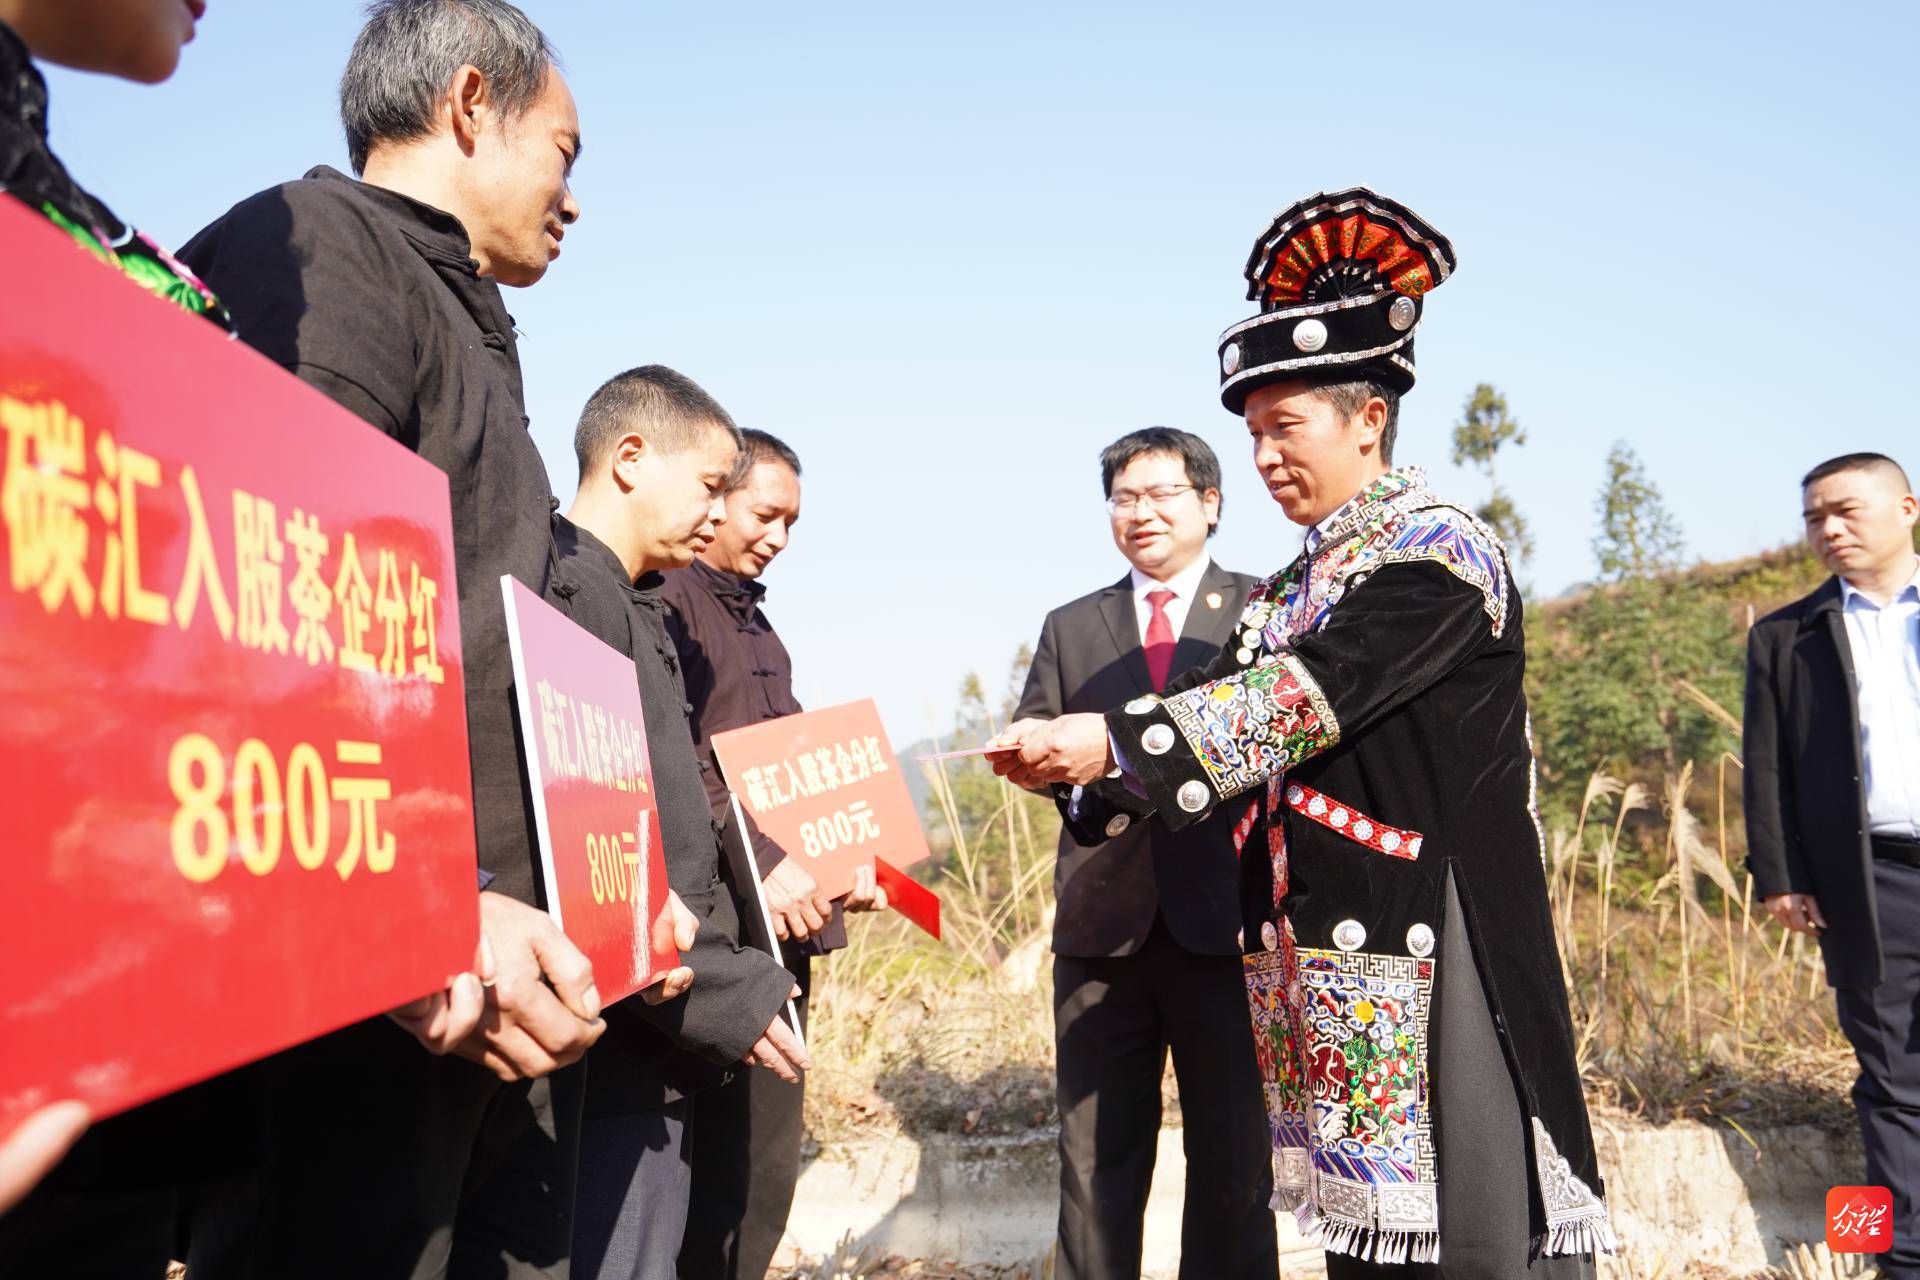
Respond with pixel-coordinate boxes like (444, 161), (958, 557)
(610, 432), (649, 490)
(447, 65), (488, 155)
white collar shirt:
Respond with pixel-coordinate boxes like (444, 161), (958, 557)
(1839, 555), (1920, 838)
(1129, 556), (1212, 646)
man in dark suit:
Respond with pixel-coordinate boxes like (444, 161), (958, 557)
(1746, 451), (1920, 1276)
(1014, 428), (1276, 1280)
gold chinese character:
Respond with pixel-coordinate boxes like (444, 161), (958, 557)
(1, 394), (94, 616)
(332, 531), (374, 672)
(172, 465), (234, 639)
(331, 739), (395, 878)
(374, 548), (407, 677)
(283, 509), (333, 665)
(92, 431), (167, 624)
(408, 561), (444, 683)
(233, 490), (290, 653)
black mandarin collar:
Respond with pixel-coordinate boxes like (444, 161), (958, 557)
(687, 556), (766, 622)
(554, 515), (668, 606)
(300, 164), (478, 268)
(0, 21), (46, 140)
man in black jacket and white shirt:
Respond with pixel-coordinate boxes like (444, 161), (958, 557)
(555, 367), (806, 1280)
(1746, 451), (1920, 1275)
(1012, 428), (1275, 1280)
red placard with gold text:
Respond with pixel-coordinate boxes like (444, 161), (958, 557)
(711, 699), (931, 903)
(0, 197), (478, 1139)
(501, 577), (678, 1004)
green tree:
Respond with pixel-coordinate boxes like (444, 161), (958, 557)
(1451, 383), (1534, 565)
(1529, 443), (1733, 816)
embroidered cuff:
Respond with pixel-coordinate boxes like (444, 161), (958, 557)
(1104, 654), (1339, 829)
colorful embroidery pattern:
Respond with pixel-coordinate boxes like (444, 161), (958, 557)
(1164, 653), (1338, 801)
(1247, 941), (1440, 1261)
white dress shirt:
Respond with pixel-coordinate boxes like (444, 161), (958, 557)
(1841, 555), (1920, 838)
(1130, 556), (1214, 645)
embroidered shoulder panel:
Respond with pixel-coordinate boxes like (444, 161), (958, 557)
(1368, 503), (1510, 637)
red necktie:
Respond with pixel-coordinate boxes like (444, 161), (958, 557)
(1144, 588), (1176, 690)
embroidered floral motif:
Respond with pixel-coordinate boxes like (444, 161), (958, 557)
(1247, 937), (1440, 1261)
(1164, 653), (1338, 801)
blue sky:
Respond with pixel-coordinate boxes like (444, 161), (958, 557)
(43, 1), (1919, 744)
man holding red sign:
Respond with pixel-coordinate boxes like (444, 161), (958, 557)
(555, 367), (807, 1280)
(175, 4), (606, 1276)
(663, 430), (891, 1280)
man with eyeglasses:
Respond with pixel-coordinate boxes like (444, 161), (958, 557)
(1011, 428), (1275, 1279)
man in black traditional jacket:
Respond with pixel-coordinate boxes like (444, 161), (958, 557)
(554, 365), (807, 1280)
(996, 188), (1613, 1277)
(177, 4), (608, 1276)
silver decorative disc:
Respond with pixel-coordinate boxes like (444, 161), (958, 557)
(1141, 724), (1175, 756)
(1123, 696), (1156, 715)
(1406, 923), (1435, 957)
(1387, 295), (1418, 332)
(1292, 318), (1329, 353)
(1176, 780), (1210, 812)
(1236, 927), (1246, 950)
(1331, 919), (1367, 953)
(1221, 341), (1243, 376)
(1235, 647), (1254, 665)
(1260, 921), (1279, 951)
(1104, 813), (1131, 838)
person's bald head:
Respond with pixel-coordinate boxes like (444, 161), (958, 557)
(1801, 452), (1918, 583)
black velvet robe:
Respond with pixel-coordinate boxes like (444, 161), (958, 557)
(1063, 467), (1614, 1265)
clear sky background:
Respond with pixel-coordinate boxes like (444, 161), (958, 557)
(43, 0), (1919, 745)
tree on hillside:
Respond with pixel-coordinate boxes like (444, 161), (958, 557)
(1529, 442), (1735, 811)
(1451, 383), (1535, 566)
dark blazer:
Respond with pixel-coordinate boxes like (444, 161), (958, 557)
(1015, 559), (1255, 958)
(1744, 577), (1880, 989)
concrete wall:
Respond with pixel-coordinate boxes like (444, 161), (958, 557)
(777, 1120), (1863, 1277)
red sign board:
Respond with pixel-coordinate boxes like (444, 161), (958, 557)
(711, 699), (932, 908)
(0, 198), (478, 1139)
(501, 576), (677, 1005)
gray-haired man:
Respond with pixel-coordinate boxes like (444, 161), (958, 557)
(178, 3), (600, 1275)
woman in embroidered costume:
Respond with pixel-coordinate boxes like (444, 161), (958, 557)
(997, 189), (1614, 1278)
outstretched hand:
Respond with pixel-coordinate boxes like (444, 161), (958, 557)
(988, 714), (1114, 788)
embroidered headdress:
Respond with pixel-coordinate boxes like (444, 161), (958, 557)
(1217, 187), (1455, 414)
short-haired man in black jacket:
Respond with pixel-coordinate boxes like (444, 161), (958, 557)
(177, 4), (608, 1275)
(556, 367), (807, 1280)
(1746, 451), (1920, 1274)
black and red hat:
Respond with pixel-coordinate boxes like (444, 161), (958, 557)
(1216, 188), (1456, 415)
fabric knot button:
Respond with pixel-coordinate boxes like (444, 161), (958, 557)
(1388, 295), (1418, 332)
(1406, 923), (1435, 957)
(1380, 831), (1402, 853)
(1352, 819), (1374, 840)
(1261, 921), (1279, 951)
(1330, 808), (1349, 827)
(1307, 795), (1328, 817)
(1332, 919), (1367, 953)
(1292, 317), (1329, 352)
(1142, 724), (1175, 755)
(1177, 780), (1210, 813)
(1104, 813), (1131, 839)
(1124, 696), (1157, 715)
(1287, 785), (1306, 805)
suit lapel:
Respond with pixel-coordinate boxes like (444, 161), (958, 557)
(1181, 560), (1242, 647)
(1804, 578), (1867, 803)
(1098, 576), (1155, 694)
